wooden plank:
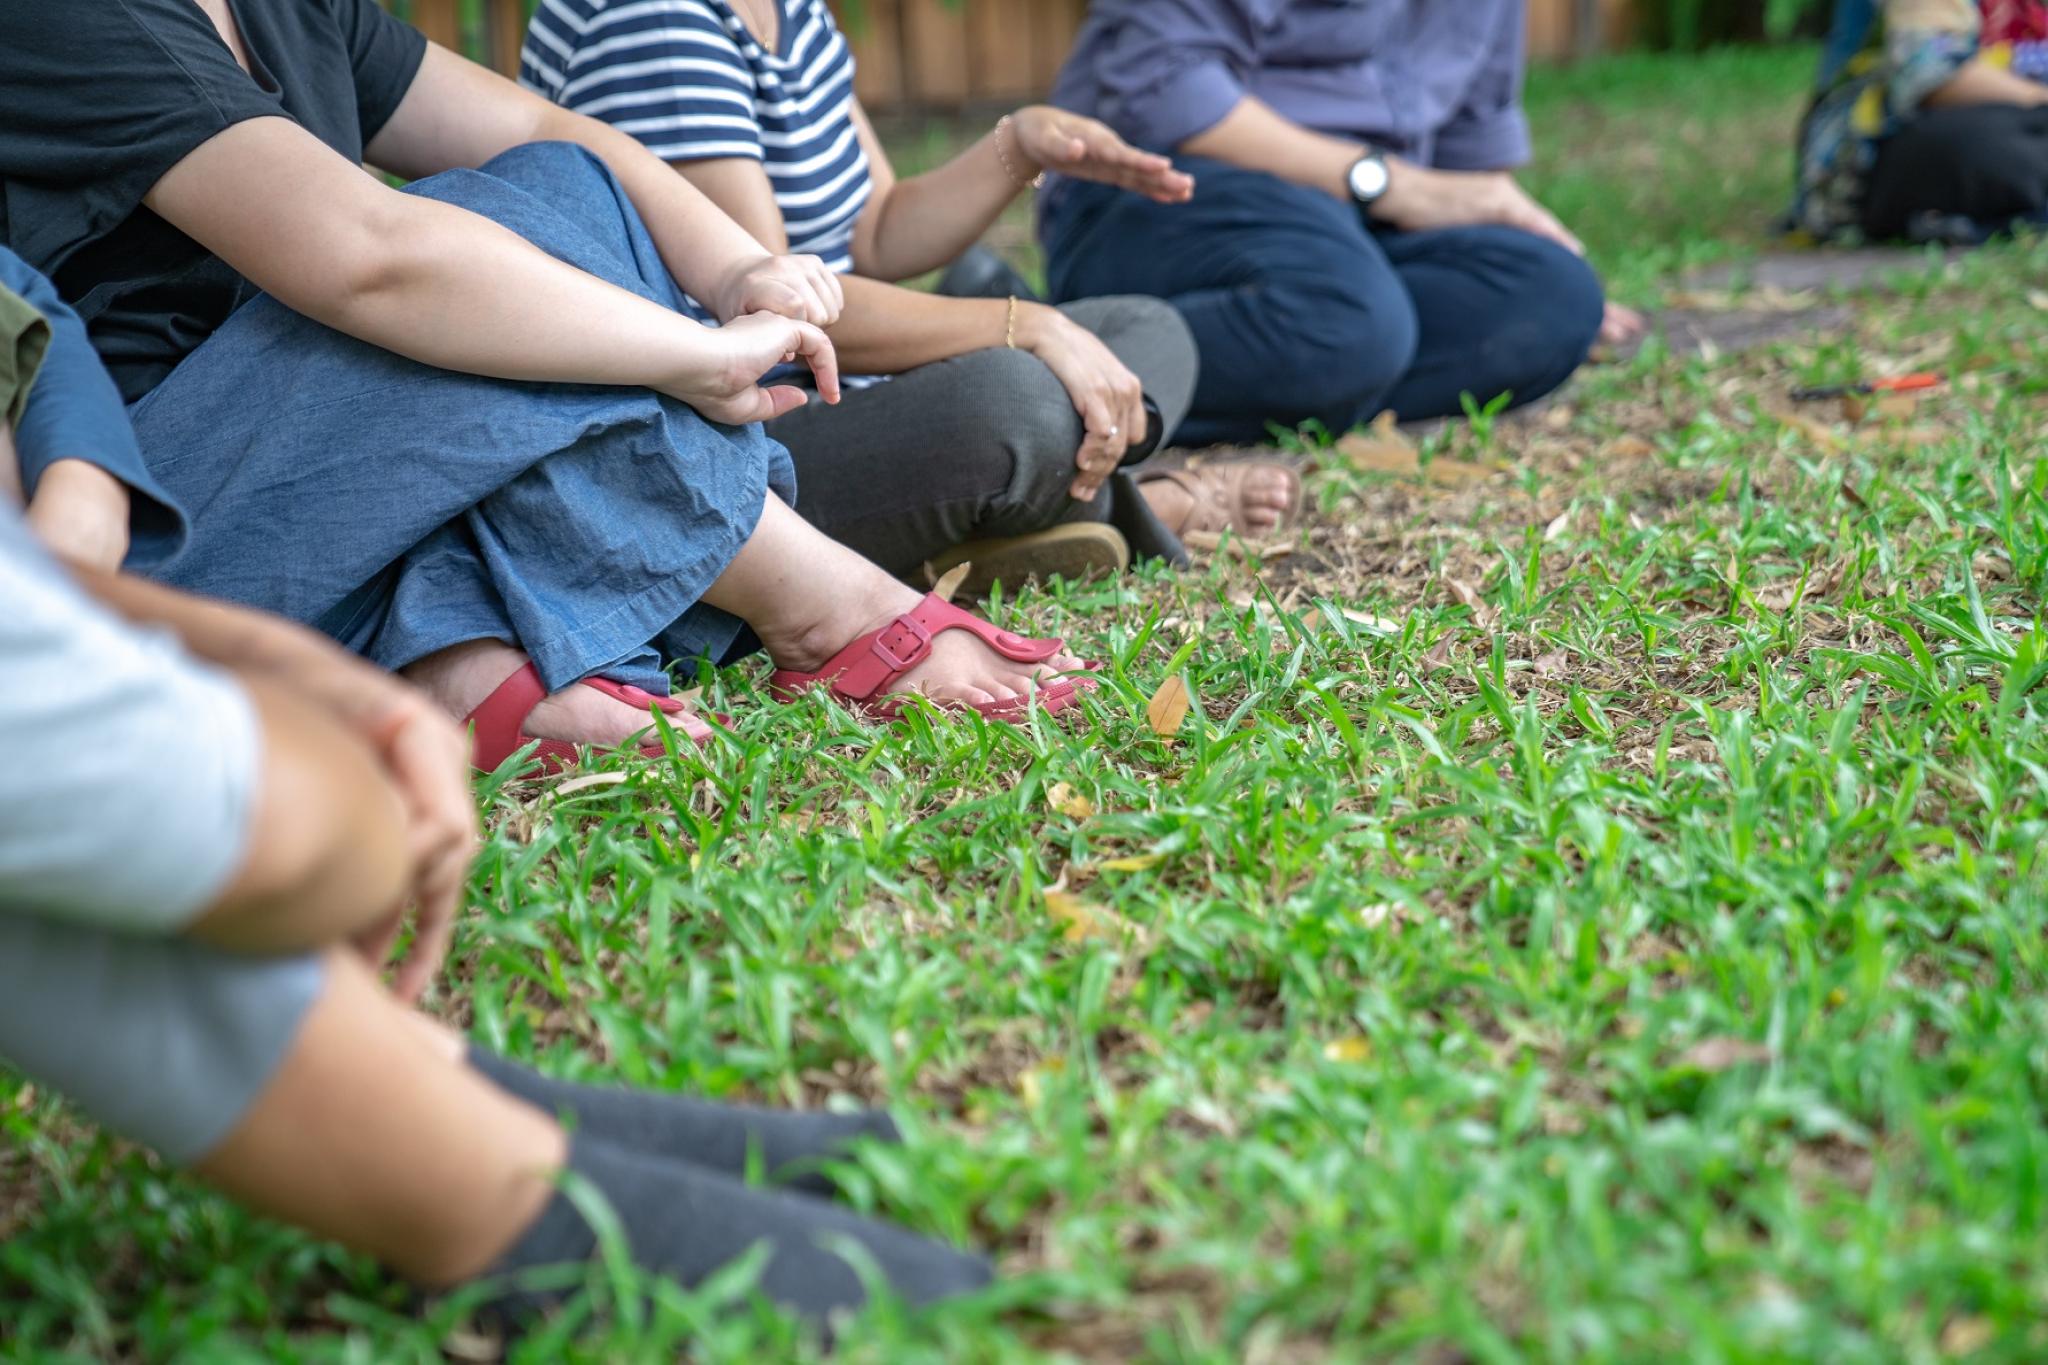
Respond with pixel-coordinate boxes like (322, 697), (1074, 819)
(1026, 0), (1086, 97)
(836, 0), (907, 109)
(404, 0), (462, 51)
(490, 0), (531, 77)
(900, 0), (970, 105)
(967, 0), (1038, 102)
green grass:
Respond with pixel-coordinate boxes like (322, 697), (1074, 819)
(10, 46), (2048, 1365)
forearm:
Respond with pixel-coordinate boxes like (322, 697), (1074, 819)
(853, 130), (1019, 281)
(77, 569), (365, 698)
(334, 193), (719, 390)
(826, 275), (1015, 373)
(1925, 58), (2048, 110)
(531, 106), (775, 307)
(1182, 96), (1363, 200)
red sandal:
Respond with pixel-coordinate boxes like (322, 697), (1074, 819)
(767, 593), (1097, 723)
(467, 664), (715, 775)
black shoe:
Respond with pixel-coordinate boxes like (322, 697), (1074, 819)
(936, 245), (1043, 302)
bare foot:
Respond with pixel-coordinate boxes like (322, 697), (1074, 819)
(404, 640), (687, 747)
(760, 580), (1086, 708)
(1141, 466), (1298, 538)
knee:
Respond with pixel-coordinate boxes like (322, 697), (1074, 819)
(967, 347), (1088, 519)
(477, 139), (615, 194)
(1490, 240), (1605, 399)
(1263, 268), (1420, 430)
(1062, 295), (1201, 439)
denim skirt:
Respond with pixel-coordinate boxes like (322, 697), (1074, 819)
(131, 141), (796, 694)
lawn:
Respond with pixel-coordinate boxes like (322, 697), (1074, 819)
(9, 45), (2048, 1365)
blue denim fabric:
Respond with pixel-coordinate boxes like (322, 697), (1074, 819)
(1043, 158), (1605, 447)
(130, 142), (795, 694)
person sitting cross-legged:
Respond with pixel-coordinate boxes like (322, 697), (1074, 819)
(1038, 0), (1643, 452)
(0, 264), (991, 1339)
(1795, 0), (2048, 245)
(521, 0), (1304, 572)
(0, 2), (1098, 757)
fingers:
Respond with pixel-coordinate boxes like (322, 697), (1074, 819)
(1599, 302), (1648, 346)
(787, 319), (841, 404)
(391, 874), (460, 1006)
(1054, 122), (1194, 202)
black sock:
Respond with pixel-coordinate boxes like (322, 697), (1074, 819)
(479, 1135), (991, 1327)
(467, 1047), (901, 1197)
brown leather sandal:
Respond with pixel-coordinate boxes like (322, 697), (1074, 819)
(1137, 459), (1306, 539)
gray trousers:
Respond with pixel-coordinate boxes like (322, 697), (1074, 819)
(767, 296), (1200, 575)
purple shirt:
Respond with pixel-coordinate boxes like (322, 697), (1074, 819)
(1048, 0), (1533, 172)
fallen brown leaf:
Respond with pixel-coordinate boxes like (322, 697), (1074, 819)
(1336, 411), (1420, 475)
(553, 772), (630, 797)
(1146, 674), (1193, 737)
(1046, 889), (1120, 943)
(1046, 781), (1095, 820)
(1674, 1037), (1773, 1072)
(931, 560), (974, 602)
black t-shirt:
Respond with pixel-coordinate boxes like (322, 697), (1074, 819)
(0, 0), (427, 404)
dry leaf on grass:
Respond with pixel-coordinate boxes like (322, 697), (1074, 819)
(1674, 1037), (1773, 1072)
(1873, 391), (1920, 421)
(1046, 889), (1121, 943)
(1045, 781), (1095, 820)
(1357, 903), (1406, 930)
(1769, 406), (1846, 454)
(931, 560), (974, 602)
(1442, 576), (1499, 629)
(1147, 674), (1193, 736)
(553, 772), (629, 797)
(1601, 434), (1656, 462)
(1938, 1315), (1997, 1355)
(1336, 411), (1420, 475)
(1532, 648), (1568, 679)
(2027, 289), (2048, 313)
(1017, 1056), (1066, 1106)
(1100, 854), (1164, 873)
(1543, 509), (1572, 542)
(1322, 1036), (1372, 1063)
(1424, 456), (1496, 488)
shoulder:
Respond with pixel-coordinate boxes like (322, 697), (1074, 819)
(544, 0), (736, 45)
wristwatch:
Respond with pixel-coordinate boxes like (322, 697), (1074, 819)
(1346, 150), (1391, 210)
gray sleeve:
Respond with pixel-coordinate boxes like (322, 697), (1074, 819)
(0, 511), (261, 933)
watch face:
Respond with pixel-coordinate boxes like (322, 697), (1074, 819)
(1349, 155), (1389, 203)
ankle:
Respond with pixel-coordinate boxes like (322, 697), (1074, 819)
(759, 575), (922, 674)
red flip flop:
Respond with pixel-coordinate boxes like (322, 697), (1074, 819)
(467, 664), (715, 775)
(767, 593), (1096, 723)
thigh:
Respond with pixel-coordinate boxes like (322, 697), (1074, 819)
(1865, 103), (2048, 239)
(0, 515), (260, 934)
(1047, 159), (1374, 304)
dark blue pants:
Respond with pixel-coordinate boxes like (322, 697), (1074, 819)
(1043, 158), (1607, 447)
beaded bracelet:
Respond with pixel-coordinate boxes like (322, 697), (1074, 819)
(994, 114), (1046, 192)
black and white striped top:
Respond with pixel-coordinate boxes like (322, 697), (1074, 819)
(522, 0), (872, 319)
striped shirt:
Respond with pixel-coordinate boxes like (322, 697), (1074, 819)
(522, 0), (873, 310)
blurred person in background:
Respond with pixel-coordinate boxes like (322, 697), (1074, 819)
(1796, 0), (2048, 243)
(1037, 0), (1639, 452)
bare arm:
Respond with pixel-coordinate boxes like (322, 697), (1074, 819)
(75, 567), (477, 999)
(1925, 58), (2048, 109)
(145, 118), (834, 423)
(848, 103), (1192, 283)
(1182, 94), (1363, 200)
(365, 44), (840, 324)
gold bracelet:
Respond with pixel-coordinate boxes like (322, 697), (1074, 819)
(994, 114), (1045, 191)
(1005, 294), (1019, 349)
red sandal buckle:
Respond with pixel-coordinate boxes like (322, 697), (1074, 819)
(870, 613), (933, 672)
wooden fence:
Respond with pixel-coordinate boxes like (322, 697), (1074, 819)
(396, 0), (1636, 109)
